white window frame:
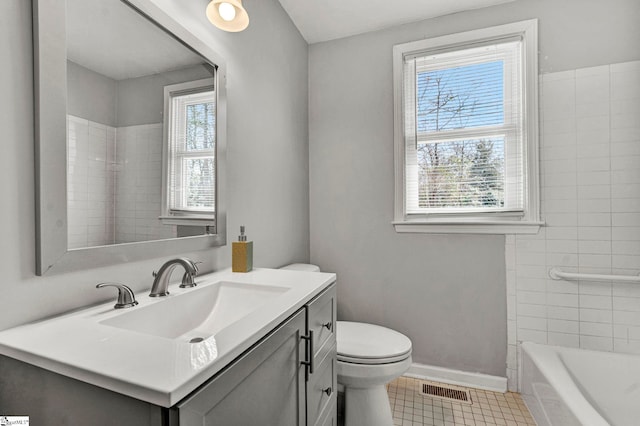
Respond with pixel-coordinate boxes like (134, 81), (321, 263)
(392, 20), (542, 234)
(160, 77), (217, 228)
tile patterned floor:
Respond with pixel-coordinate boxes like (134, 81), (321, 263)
(387, 377), (537, 426)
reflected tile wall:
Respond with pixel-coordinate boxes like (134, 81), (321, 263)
(67, 117), (176, 249)
(67, 116), (116, 249)
(507, 61), (640, 391)
(115, 123), (176, 244)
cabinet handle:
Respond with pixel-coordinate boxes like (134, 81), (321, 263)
(322, 321), (332, 331)
(300, 330), (315, 375)
(323, 387), (332, 397)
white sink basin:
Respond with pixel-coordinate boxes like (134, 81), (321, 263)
(0, 268), (336, 407)
(101, 281), (289, 341)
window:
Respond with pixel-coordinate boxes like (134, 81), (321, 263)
(161, 77), (217, 228)
(393, 20), (541, 234)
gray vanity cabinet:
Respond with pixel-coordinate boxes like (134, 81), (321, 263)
(0, 284), (337, 426)
(172, 283), (337, 426)
(174, 309), (307, 425)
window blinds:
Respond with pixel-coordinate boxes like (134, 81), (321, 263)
(403, 38), (524, 215)
(168, 87), (216, 215)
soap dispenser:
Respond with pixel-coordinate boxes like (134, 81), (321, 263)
(232, 225), (253, 272)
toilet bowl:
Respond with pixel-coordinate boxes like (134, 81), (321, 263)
(279, 264), (412, 426)
(337, 321), (412, 426)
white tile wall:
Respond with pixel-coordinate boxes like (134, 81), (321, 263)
(67, 116), (116, 248)
(67, 117), (176, 248)
(115, 123), (176, 244)
(507, 61), (640, 391)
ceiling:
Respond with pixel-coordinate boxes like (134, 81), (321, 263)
(67, 0), (204, 81)
(277, 0), (516, 44)
(66, 0), (517, 78)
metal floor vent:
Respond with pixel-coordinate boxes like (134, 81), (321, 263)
(419, 381), (472, 405)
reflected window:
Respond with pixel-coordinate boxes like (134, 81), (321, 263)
(162, 76), (217, 227)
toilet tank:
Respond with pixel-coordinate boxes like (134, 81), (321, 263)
(279, 263), (321, 272)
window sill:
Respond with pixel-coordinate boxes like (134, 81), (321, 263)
(392, 220), (544, 235)
(159, 215), (215, 227)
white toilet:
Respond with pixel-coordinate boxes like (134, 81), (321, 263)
(337, 321), (412, 426)
(280, 264), (412, 426)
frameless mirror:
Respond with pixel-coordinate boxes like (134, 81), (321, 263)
(34, 0), (227, 275)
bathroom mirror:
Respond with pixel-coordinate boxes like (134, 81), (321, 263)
(34, 0), (227, 275)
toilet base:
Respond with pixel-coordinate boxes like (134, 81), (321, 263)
(344, 385), (393, 426)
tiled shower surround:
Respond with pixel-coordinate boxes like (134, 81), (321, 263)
(114, 123), (176, 244)
(507, 60), (640, 390)
(67, 116), (116, 249)
(67, 116), (176, 248)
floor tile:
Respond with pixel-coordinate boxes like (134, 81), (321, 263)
(386, 377), (537, 426)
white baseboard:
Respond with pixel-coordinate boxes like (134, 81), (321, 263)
(405, 363), (507, 393)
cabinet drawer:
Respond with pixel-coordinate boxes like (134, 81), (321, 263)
(307, 283), (336, 358)
(316, 399), (337, 426)
(307, 343), (337, 426)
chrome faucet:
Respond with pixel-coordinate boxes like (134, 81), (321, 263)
(96, 282), (138, 309)
(149, 258), (199, 297)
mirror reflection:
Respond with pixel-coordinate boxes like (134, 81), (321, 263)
(66, 0), (217, 250)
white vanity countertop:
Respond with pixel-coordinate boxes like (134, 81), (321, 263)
(0, 268), (336, 407)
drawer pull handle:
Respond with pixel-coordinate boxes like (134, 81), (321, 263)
(300, 330), (315, 375)
(323, 387), (332, 397)
(322, 321), (332, 331)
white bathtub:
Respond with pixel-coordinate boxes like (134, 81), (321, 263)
(520, 342), (640, 426)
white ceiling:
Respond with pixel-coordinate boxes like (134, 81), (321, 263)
(66, 0), (204, 81)
(277, 0), (516, 44)
(66, 0), (517, 78)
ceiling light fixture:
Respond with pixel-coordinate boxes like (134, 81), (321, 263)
(206, 0), (249, 32)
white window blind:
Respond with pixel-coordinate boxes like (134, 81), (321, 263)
(166, 83), (216, 218)
(403, 38), (524, 215)
(393, 20), (540, 234)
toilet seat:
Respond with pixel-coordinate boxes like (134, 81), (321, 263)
(337, 352), (411, 364)
(337, 321), (412, 365)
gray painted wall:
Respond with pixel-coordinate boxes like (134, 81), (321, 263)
(116, 64), (213, 127)
(0, 0), (309, 331)
(309, 0), (640, 376)
(67, 60), (117, 127)
(67, 61), (213, 127)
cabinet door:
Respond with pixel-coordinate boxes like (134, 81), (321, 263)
(175, 309), (306, 426)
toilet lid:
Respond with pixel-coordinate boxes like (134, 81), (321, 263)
(337, 321), (412, 364)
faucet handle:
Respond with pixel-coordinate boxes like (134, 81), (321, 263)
(96, 282), (139, 309)
(179, 261), (201, 288)
(180, 272), (197, 288)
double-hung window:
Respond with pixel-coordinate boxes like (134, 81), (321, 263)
(393, 20), (541, 234)
(162, 77), (217, 228)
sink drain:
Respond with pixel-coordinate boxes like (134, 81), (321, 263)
(189, 337), (204, 343)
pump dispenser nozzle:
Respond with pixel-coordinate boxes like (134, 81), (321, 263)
(239, 225), (247, 241)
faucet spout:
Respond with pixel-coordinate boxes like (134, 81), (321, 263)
(149, 258), (198, 297)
